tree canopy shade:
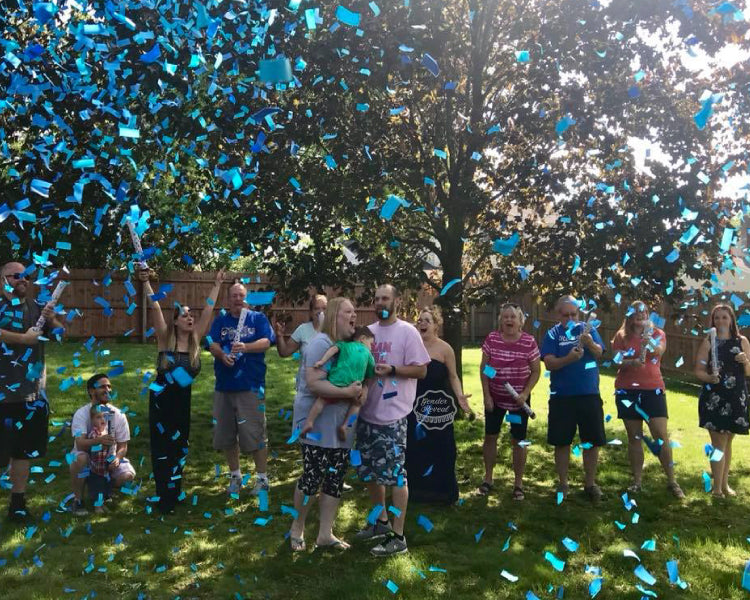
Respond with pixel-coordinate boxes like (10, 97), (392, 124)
(0, 0), (748, 366)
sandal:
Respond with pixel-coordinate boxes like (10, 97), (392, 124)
(314, 538), (350, 551)
(477, 481), (494, 495)
(290, 536), (306, 552)
(667, 481), (685, 499)
(512, 486), (525, 501)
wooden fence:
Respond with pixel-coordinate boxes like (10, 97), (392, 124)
(43, 270), (721, 377)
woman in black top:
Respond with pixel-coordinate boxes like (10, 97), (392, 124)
(140, 268), (225, 513)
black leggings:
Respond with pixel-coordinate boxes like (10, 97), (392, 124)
(149, 383), (191, 510)
(297, 444), (349, 499)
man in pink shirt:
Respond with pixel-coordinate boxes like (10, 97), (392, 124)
(354, 284), (429, 556)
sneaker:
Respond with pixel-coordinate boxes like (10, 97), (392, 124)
(6, 504), (33, 523)
(69, 500), (88, 517)
(250, 477), (270, 496)
(370, 533), (408, 557)
(354, 520), (392, 542)
(667, 481), (685, 499)
(342, 482), (354, 493)
(584, 484), (604, 502)
(227, 476), (243, 496)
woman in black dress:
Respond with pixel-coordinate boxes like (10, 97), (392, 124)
(694, 303), (750, 498)
(406, 307), (473, 504)
(140, 268), (225, 513)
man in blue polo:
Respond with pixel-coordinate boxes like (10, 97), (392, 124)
(541, 295), (606, 502)
(208, 283), (274, 496)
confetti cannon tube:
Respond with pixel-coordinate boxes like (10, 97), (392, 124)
(232, 307), (249, 358)
(126, 221), (148, 269)
(639, 324), (654, 363)
(33, 280), (68, 331)
(708, 327), (719, 375)
(503, 381), (536, 419)
(577, 312), (597, 350)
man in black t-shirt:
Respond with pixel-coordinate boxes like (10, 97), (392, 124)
(0, 261), (64, 522)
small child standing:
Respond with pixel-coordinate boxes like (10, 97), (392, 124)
(87, 406), (113, 513)
(302, 326), (376, 440)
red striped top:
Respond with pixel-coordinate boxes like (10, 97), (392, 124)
(481, 331), (540, 409)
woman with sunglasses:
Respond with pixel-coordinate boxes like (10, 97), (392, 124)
(139, 268), (225, 514)
(694, 303), (750, 498)
(478, 303), (540, 500)
(406, 307), (472, 504)
(612, 301), (683, 498)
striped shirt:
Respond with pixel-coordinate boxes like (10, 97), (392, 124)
(482, 331), (540, 410)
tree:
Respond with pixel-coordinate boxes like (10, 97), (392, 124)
(247, 0), (748, 372)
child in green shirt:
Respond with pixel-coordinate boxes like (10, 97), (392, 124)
(302, 327), (376, 440)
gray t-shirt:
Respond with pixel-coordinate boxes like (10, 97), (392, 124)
(290, 321), (318, 392)
(0, 297), (46, 403)
(292, 333), (354, 450)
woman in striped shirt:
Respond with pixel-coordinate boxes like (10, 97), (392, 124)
(478, 303), (541, 500)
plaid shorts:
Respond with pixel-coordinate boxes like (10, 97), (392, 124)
(355, 417), (408, 486)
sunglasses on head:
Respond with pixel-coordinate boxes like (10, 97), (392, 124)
(501, 303), (521, 310)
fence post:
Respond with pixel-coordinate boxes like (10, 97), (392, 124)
(141, 279), (147, 343)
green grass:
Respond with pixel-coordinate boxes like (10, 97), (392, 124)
(2, 343), (750, 599)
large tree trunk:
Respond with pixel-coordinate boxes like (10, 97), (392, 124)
(437, 243), (465, 379)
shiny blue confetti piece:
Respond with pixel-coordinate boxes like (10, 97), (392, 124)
(556, 491), (564, 505)
(483, 365), (497, 379)
(388, 505), (401, 517)
(665, 248), (680, 263)
(422, 53), (439, 77)
(545, 551), (565, 572)
(742, 561), (750, 592)
(505, 414), (522, 424)
(244, 291), (276, 305)
(492, 232), (520, 256)
(350, 449), (362, 466)
(286, 427), (301, 444)
(562, 537), (579, 552)
(259, 57), (293, 83)
(515, 50), (530, 62)
(380, 194), (410, 220)
(369, 1), (381, 15)
(417, 514), (434, 532)
(634, 564), (656, 586)
(335, 5), (361, 27)
(385, 580), (399, 594)
(140, 44), (161, 63)
(526, 593), (541, 600)
(258, 489), (269, 512)
(118, 126), (140, 139)
(440, 278), (461, 296)
(502, 536), (511, 552)
(589, 578), (602, 597)
(641, 539), (656, 551)
(367, 504), (384, 525)
(281, 505), (299, 519)
(720, 227), (735, 252)
(500, 569), (518, 582)
(253, 516), (272, 526)
(30, 179), (52, 198)
(475, 527), (485, 543)
(555, 114), (576, 135)
(304, 431), (322, 442)
(428, 566), (447, 573)
(422, 465), (433, 477)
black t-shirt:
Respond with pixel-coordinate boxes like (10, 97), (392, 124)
(0, 296), (46, 403)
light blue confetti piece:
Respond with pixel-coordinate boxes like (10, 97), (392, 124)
(623, 549), (640, 561)
(281, 505), (299, 519)
(544, 551), (565, 572)
(388, 505), (401, 517)
(526, 592), (541, 600)
(709, 447), (724, 462)
(369, 1), (381, 15)
(118, 126), (140, 139)
(502, 535), (511, 551)
(585, 361), (597, 370)
(665, 248), (680, 263)
(492, 232), (520, 256)
(379, 194), (410, 220)
(385, 580), (399, 594)
(417, 514), (434, 532)
(428, 565), (447, 573)
(140, 44), (161, 63)
(350, 449), (362, 466)
(555, 114), (576, 135)
(505, 414), (522, 424)
(253, 516), (272, 526)
(258, 489), (269, 512)
(259, 57), (293, 83)
(422, 53), (439, 77)
(286, 427), (301, 444)
(589, 578), (602, 597)
(367, 504), (384, 525)
(641, 539), (656, 551)
(171, 366), (194, 388)
(556, 491), (564, 505)
(335, 5), (361, 27)
(304, 431), (322, 442)
(440, 278), (461, 296)
(634, 564), (656, 585)
(475, 527), (485, 543)
(720, 227), (735, 252)
(433, 148), (447, 159)
(30, 179), (52, 198)
(515, 50), (530, 62)
(482, 364), (497, 379)
(562, 537), (579, 552)
(675, 356), (684, 368)
(615, 520), (626, 530)
(743, 561), (750, 592)
(245, 291), (276, 305)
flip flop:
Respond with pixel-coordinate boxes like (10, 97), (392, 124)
(290, 537), (306, 552)
(477, 481), (494, 495)
(315, 538), (350, 551)
(512, 486), (525, 501)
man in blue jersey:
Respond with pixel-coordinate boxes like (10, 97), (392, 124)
(540, 295), (606, 502)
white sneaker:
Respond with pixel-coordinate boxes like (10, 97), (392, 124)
(227, 475), (243, 496)
(250, 477), (270, 496)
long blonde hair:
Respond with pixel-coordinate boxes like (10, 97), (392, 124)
(321, 297), (351, 341)
(615, 300), (650, 340)
(160, 306), (200, 369)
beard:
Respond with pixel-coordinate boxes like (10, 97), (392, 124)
(376, 299), (395, 320)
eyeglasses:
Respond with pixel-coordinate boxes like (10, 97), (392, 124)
(8, 273), (27, 280)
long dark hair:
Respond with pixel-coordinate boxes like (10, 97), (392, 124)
(710, 303), (739, 339)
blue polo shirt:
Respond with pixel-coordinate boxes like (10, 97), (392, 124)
(210, 310), (274, 392)
(540, 322), (604, 397)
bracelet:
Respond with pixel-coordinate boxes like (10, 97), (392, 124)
(390, 365), (396, 376)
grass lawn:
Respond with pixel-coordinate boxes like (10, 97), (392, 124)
(2, 342), (750, 599)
